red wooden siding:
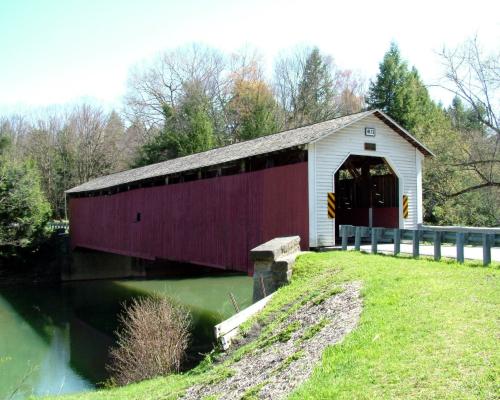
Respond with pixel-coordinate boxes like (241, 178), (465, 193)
(372, 207), (399, 228)
(69, 162), (309, 274)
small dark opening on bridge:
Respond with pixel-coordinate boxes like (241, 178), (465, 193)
(136, 212), (141, 222)
(364, 143), (376, 151)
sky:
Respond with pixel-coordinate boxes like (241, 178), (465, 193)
(0, 0), (499, 115)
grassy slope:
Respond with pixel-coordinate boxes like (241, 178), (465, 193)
(46, 252), (499, 400)
(290, 253), (499, 399)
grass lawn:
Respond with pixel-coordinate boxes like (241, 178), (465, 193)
(45, 252), (499, 400)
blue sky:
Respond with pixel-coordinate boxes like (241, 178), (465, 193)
(0, 0), (498, 115)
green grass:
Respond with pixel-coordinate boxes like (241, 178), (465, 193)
(298, 317), (330, 343)
(311, 286), (343, 305)
(44, 252), (499, 400)
(272, 350), (305, 374)
(258, 320), (301, 348)
(289, 253), (499, 399)
(240, 381), (267, 400)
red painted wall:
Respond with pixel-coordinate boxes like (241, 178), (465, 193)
(372, 207), (399, 228)
(69, 162), (309, 274)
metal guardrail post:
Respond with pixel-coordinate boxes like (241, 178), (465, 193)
(393, 228), (401, 255)
(433, 231), (441, 261)
(341, 225), (348, 250)
(412, 230), (419, 258)
(456, 233), (465, 263)
(371, 228), (378, 254)
(339, 224), (497, 265)
(482, 234), (491, 266)
(354, 227), (361, 251)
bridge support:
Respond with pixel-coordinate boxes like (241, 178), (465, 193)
(62, 249), (146, 281)
(250, 236), (301, 302)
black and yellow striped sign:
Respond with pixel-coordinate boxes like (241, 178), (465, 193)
(402, 194), (409, 219)
(327, 192), (335, 219)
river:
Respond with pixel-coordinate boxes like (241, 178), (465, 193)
(0, 274), (252, 399)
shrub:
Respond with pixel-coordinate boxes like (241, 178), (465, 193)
(0, 158), (51, 255)
(107, 296), (191, 386)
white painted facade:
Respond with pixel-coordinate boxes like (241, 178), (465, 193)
(307, 114), (426, 247)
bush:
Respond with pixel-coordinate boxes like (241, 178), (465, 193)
(0, 158), (51, 255)
(107, 296), (191, 386)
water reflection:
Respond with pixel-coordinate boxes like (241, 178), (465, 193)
(0, 274), (251, 399)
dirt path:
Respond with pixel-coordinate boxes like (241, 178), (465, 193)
(183, 281), (363, 400)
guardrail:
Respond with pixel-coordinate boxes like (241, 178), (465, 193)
(215, 292), (276, 350)
(339, 225), (499, 266)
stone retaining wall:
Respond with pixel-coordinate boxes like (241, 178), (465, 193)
(251, 236), (301, 302)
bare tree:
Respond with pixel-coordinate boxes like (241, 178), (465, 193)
(124, 44), (227, 134)
(334, 70), (366, 115)
(19, 112), (68, 216)
(439, 36), (499, 134)
(0, 115), (32, 158)
(2, 106), (127, 217)
(273, 47), (366, 129)
(438, 37), (500, 196)
(69, 104), (124, 183)
(273, 46), (310, 129)
(124, 44), (278, 148)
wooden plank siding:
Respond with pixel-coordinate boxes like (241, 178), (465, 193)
(69, 162), (309, 275)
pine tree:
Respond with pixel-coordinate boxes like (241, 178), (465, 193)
(366, 43), (409, 123)
(0, 134), (10, 156)
(367, 43), (443, 138)
(368, 42), (499, 226)
(0, 140), (51, 253)
(447, 96), (484, 133)
(295, 48), (335, 125)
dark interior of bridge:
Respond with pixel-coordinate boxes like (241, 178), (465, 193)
(334, 155), (399, 242)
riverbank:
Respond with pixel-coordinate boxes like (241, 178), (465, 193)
(0, 275), (252, 399)
(46, 251), (499, 399)
(0, 232), (68, 287)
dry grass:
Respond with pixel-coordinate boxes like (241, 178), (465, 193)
(107, 296), (191, 386)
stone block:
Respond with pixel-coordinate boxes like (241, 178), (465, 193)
(250, 236), (300, 261)
(254, 260), (273, 272)
(251, 236), (301, 302)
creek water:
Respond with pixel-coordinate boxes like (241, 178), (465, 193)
(0, 274), (252, 399)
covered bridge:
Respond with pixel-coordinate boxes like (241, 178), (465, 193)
(66, 109), (432, 275)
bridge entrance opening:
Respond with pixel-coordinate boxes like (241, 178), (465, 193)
(334, 155), (399, 243)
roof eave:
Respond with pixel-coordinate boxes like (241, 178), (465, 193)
(372, 110), (435, 157)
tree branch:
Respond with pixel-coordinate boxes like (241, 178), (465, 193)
(447, 182), (500, 197)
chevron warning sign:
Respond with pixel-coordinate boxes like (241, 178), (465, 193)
(327, 192), (335, 219)
(403, 194), (409, 219)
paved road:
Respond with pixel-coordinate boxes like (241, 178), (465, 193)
(350, 244), (500, 262)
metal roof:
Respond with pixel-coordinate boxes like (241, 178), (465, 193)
(66, 109), (433, 194)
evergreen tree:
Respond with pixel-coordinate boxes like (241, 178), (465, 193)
(295, 48), (335, 125)
(447, 96), (485, 133)
(0, 134), (10, 155)
(366, 43), (409, 123)
(134, 84), (216, 166)
(368, 42), (499, 226)
(164, 100), (215, 158)
(367, 43), (437, 133)
(0, 140), (51, 254)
